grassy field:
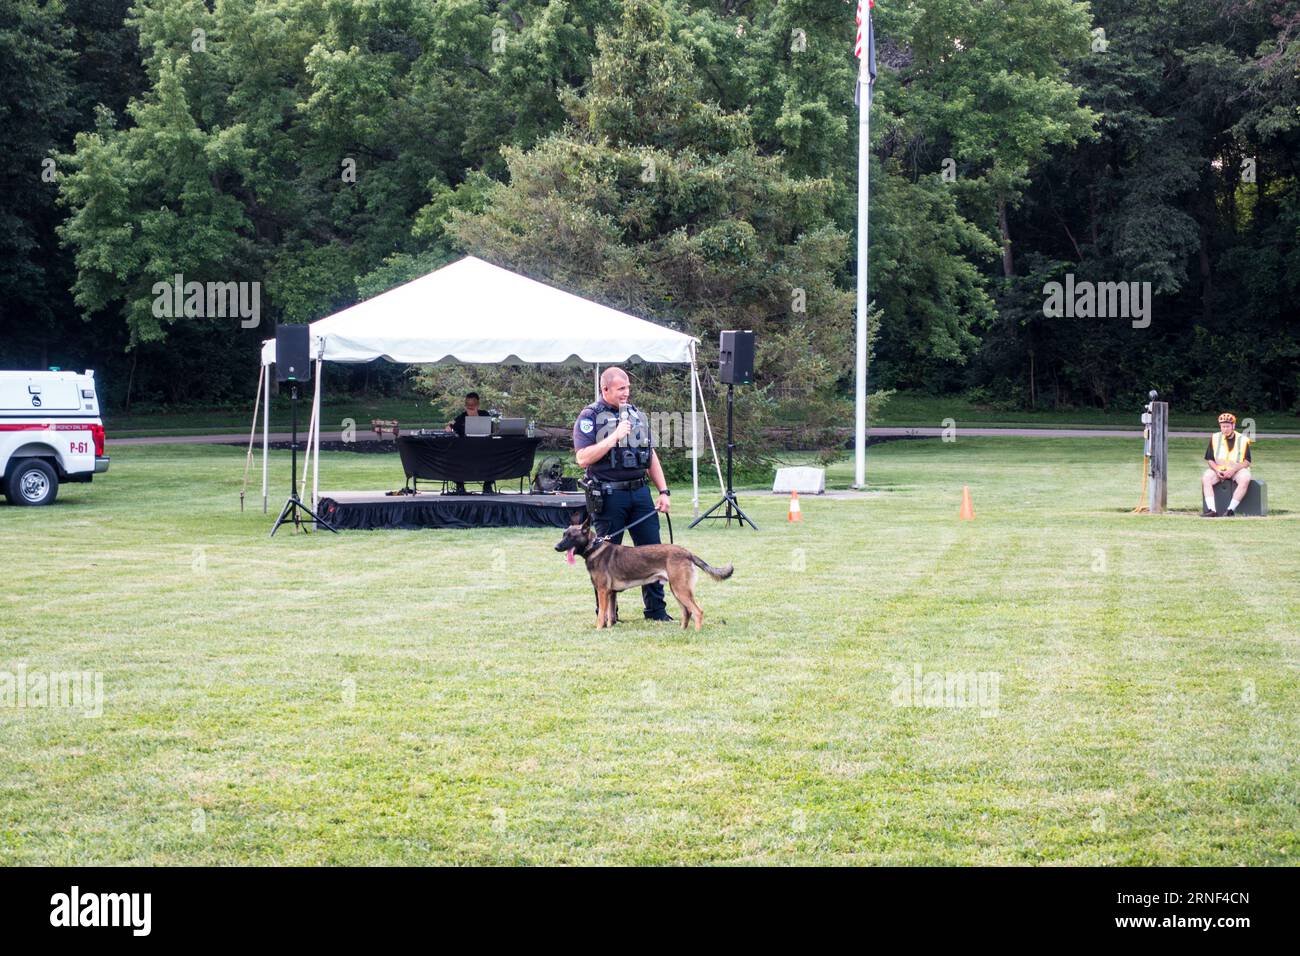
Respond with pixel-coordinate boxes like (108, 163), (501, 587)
(1, 436), (1296, 864)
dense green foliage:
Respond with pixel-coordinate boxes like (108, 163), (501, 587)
(969, 0), (1300, 413)
(1, 0), (1296, 419)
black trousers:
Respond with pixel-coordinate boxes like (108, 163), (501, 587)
(592, 484), (668, 619)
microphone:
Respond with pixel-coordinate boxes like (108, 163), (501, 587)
(619, 407), (629, 446)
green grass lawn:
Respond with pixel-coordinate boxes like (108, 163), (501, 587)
(1, 436), (1296, 864)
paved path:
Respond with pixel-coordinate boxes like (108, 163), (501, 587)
(112, 427), (1300, 446)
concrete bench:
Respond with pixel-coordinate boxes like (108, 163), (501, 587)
(1212, 479), (1268, 516)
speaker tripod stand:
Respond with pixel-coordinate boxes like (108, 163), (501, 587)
(270, 382), (338, 537)
(690, 383), (758, 530)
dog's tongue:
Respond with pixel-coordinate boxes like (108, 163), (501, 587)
(565, 548), (575, 565)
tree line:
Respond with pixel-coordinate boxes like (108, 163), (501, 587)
(1, 0), (1296, 425)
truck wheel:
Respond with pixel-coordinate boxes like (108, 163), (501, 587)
(6, 459), (59, 506)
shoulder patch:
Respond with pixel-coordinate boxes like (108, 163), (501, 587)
(579, 418), (595, 434)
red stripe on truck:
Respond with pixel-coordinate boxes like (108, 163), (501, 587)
(0, 421), (103, 457)
(0, 424), (93, 430)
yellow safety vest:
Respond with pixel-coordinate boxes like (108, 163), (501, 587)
(1211, 431), (1250, 465)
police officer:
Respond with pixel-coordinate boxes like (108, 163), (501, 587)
(573, 366), (673, 622)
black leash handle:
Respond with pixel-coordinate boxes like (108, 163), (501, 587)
(597, 508), (674, 544)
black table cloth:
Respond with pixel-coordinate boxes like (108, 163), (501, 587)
(396, 435), (541, 485)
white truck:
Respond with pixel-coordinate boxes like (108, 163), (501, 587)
(1, 370), (110, 506)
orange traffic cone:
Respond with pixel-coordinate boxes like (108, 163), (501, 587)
(959, 485), (975, 520)
(788, 490), (803, 522)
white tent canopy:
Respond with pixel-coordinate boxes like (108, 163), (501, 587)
(260, 256), (697, 366)
(250, 256), (723, 518)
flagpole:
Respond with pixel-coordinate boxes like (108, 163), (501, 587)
(854, 59), (870, 489)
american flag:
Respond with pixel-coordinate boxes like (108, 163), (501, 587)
(856, 0), (877, 95)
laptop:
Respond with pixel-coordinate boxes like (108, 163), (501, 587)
(465, 416), (492, 437)
(497, 418), (527, 437)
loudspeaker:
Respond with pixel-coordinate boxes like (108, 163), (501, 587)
(718, 330), (754, 385)
(276, 324), (311, 383)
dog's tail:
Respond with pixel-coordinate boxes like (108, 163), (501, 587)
(690, 555), (734, 581)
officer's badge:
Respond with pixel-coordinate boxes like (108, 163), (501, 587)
(579, 418), (595, 434)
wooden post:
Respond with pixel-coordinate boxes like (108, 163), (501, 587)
(1148, 401), (1168, 513)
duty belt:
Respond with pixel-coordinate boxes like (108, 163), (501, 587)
(598, 477), (646, 492)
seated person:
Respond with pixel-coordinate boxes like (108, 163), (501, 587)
(1201, 412), (1253, 517)
(445, 391), (494, 494)
(446, 392), (491, 436)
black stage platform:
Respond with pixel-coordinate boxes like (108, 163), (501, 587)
(316, 490), (587, 530)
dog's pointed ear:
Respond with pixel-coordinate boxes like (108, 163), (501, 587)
(581, 515), (592, 531)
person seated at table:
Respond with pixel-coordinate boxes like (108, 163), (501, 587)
(445, 392), (495, 494)
(446, 392), (491, 436)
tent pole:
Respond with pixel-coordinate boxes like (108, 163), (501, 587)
(694, 359), (726, 493)
(240, 365), (264, 510)
(311, 358), (322, 510)
(594, 363), (600, 402)
(261, 362), (270, 513)
(690, 346), (700, 517)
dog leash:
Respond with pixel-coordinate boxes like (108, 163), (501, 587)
(596, 510), (674, 545)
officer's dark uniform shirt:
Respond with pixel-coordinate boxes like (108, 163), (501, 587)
(572, 400), (654, 481)
(1205, 434), (1252, 463)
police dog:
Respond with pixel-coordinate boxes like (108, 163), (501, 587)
(555, 515), (733, 631)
